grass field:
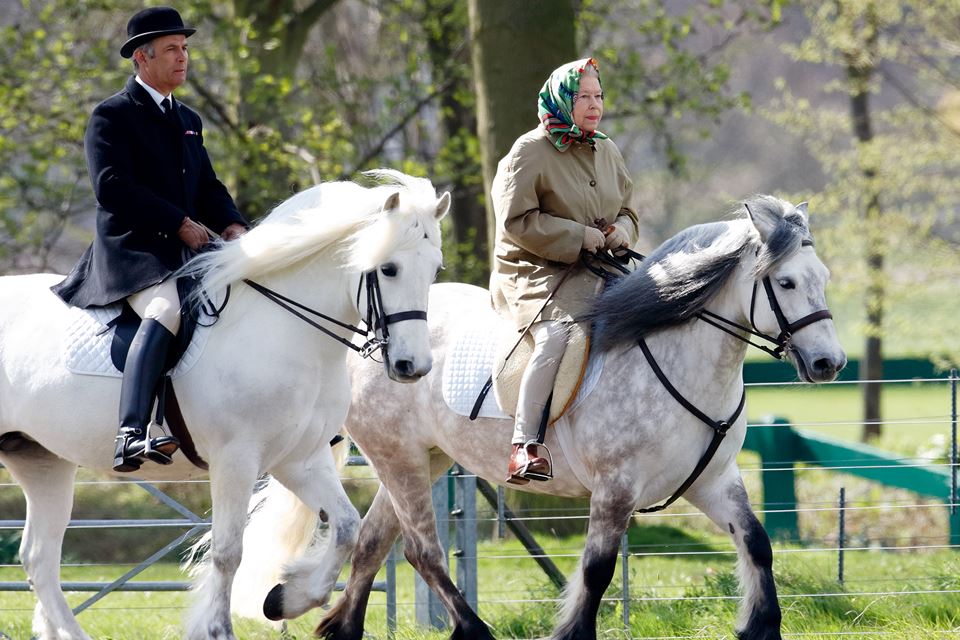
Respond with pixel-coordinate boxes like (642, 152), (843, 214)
(2, 528), (960, 639)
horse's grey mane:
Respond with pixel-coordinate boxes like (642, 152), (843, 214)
(586, 195), (812, 353)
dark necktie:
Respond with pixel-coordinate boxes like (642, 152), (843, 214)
(160, 98), (176, 125)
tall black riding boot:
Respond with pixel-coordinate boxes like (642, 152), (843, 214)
(112, 319), (181, 473)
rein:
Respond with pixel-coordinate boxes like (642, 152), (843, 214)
(582, 244), (833, 513)
(243, 271), (427, 360)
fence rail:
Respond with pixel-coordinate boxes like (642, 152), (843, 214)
(0, 371), (957, 638)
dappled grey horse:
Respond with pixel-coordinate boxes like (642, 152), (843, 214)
(237, 196), (845, 640)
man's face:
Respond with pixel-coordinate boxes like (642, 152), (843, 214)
(137, 34), (189, 94)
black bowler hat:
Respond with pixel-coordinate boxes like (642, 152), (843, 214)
(120, 6), (196, 59)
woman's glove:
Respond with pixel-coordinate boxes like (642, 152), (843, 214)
(582, 226), (605, 254)
(604, 223), (629, 250)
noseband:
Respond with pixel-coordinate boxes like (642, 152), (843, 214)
(242, 270), (427, 360)
(747, 275), (834, 360)
(357, 271), (428, 360)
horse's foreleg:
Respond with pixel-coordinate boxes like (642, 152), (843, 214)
(2, 446), (88, 640)
(552, 488), (635, 640)
(315, 482), (402, 640)
(263, 448), (360, 621)
(686, 474), (783, 640)
(186, 454), (259, 640)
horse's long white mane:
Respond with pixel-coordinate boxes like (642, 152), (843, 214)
(179, 170), (443, 294)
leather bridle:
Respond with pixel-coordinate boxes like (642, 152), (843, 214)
(582, 245), (834, 513)
(242, 270), (427, 361)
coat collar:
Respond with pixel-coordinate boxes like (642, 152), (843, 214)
(125, 76), (182, 130)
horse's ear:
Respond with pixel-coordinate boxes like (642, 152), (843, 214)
(382, 191), (400, 213)
(744, 201), (776, 242)
(435, 191), (451, 221)
(794, 201), (809, 222)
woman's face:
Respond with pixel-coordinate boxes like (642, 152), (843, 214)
(572, 74), (603, 133)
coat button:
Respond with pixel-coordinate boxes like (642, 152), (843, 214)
(589, 179), (597, 187)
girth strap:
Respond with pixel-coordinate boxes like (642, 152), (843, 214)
(635, 338), (746, 514)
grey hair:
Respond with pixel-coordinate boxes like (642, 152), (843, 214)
(131, 41), (155, 72)
(584, 195), (813, 353)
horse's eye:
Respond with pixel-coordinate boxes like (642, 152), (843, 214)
(778, 278), (795, 290)
(380, 263), (398, 277)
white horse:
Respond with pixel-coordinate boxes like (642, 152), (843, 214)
(0, 170), (450, 640)
(233, 196), (846, 640)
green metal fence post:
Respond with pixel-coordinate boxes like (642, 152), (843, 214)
(743, 416), (799, 540)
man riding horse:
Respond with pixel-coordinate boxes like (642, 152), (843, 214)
(52, 6), (248, 473)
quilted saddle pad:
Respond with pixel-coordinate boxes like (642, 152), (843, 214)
(63, 303), (211, 379)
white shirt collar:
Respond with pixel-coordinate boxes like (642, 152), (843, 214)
(135, 75), (172, 108)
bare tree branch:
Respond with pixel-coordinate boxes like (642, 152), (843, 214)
(339, 77), (456, 180)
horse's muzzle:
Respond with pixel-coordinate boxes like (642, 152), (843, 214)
(387, 358), (431, 382)
(793, 348), (847, 383)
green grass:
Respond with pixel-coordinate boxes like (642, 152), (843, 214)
(2, 529), (960, 639)
(746, 380), (953, 452)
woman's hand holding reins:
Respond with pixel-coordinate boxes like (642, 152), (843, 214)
(582, 225), (605, 254)
(604, 223), (629, 251)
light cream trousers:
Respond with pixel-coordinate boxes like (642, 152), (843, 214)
(512, 321), (567, 444)
(127, 278), (181, 335)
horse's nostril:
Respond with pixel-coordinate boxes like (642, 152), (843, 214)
(395, 359), (415, 377)
(813, 358), (834, 377)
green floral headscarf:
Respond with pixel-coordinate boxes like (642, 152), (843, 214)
(537, 57), (608, 152)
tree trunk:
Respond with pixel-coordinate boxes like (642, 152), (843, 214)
(845, 4), (884, 441)
(231, 0), (338, 217)
(467, 0), (577, 263)
(422, 0), (488, 284)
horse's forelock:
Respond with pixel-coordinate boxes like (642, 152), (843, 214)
(751, 199), (813, 278)
(342, 181), (443, 272)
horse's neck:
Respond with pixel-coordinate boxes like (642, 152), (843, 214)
(623, 281), (749, 401)
(227, 263), (360, 355)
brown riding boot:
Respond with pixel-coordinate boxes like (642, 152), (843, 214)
(506, 443), (552, 485)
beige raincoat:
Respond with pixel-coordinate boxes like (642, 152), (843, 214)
(489, 125), (639, 329)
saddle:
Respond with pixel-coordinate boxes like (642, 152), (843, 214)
(66, 277), (215, 470)
(491, 321), (591, 425)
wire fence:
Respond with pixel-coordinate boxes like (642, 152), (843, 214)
(0, 372), (958, 638)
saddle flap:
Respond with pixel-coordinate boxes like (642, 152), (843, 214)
(492, 322), (591, 424)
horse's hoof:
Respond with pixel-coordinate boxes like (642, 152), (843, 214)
(263, 583), (285, 621)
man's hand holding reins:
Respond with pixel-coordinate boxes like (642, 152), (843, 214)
(178, 217), (209, 250)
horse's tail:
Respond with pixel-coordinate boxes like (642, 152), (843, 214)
(187, 435), (351, 623)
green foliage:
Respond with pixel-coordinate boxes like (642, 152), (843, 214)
(579, 0), (784, 176)
(0, 0), (133, 272)
(763, 0), (960, 365)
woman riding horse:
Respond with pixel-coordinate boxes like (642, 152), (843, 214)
(490, 57), (638, 484)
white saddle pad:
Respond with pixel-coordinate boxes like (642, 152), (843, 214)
(441, 308), (604, 420)
(64, 304), (211, 379)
